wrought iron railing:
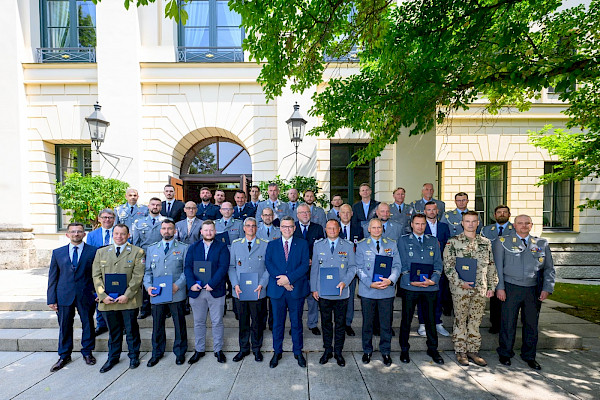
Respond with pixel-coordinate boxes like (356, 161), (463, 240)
(37, 47), (96, 63)
(177, 46), (244, 63)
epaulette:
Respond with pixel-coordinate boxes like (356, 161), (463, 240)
(314, 238), (326, 244)
(453, 210), (457, 215)
(382, 238), (388, 244)
(358, 238), (366, 244)
(255, 238), (261, 244)
(232, 238), (243, 244)
(366, 238), (371, 244)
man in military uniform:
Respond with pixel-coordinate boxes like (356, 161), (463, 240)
(311, 219), (357, 367)
(481, 204), (514, 334)
(397, 214), (444, 365)
(389, 187), (414, 234)
(257, 207), (281, 242)
(233, 190), (255, 220)
(92, 224), (145, 373)
(132, 197), (165, 318)
(144, 220), (189, 367)
(494, 215), (555, 370)
(304, 189), (327, 231)
(228, 217), (269, 363)
(411, 183), (445, 219)
(356, 218), (401, 366)
(256, 183), (291, 226)
(175, 201), (202, 245)
(215, 201), (243, 245)
(362, 203), (403, 243)
(327, 194), (343, 221)
(440, 192), (482, 237)
(115, 188), (148, 229)
(287, 188), (300, 221)
(196, 187), (221, 221)
(443, 211), (498, 366)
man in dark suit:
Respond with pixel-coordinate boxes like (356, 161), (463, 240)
(47, 222), (98, 372)
(294, 204), (325, 335)
(266, 216), (310, 368)
(196, 187), (221, 221)
(161, 184), (185, 222)
(351, 183), (379, 225)
(184, 220), (230, 364)
(233, 190), (255, 220)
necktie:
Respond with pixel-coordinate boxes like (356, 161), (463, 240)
(498, 226), (504, 236)
(167, 203), (172, 215)
(418, 236), (423, 245)
(522, 238), (527, 247)
(343, 225), (348, 239)
(188, 219), (193, 233)
(224, 220), (228, 227)
(383, 224), (386, 233)
(291, 203), (295, 211)
(116, 246), (121, 257)
(376, 240), (380, 253)
(130, 206), (134, 215)
(302, 225), (307, 239)
(267, 227), (270, 237)
(104, 230), (110, 246)
(284, 240), (289, 261)
(72, 246), (78, 270)
(248, 241), (252, 252)
(164, 242), (169, 255)
(239, 207), (242, 214)
(336, 211), (339, 218)
(152, 218), (156, 225)
(330, 241), (335, 254)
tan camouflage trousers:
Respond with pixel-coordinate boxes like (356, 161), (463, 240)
(451, 291), (486, 353)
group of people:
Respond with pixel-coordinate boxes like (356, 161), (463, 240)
(47, 181), (555, 374)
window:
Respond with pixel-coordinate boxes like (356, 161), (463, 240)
(177, 0), (244, 62)
(330, 144), (375, 205)
(39, 0), (96, 62)
(475, 163), (507, 225)
(181, 138), (251, 175)
(543, 162), (574, 230)
(435, 162), (442, 200)
(56, 145), (92, 230)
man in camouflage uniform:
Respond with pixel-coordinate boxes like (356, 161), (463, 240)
(443, 211), (498, 366)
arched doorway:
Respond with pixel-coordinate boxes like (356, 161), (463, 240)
(180, 137), (252, 204)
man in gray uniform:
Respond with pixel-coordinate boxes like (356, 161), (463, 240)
(481, 204), (514, 334)
(362, 202), (403, 243)
(256, 183), (291, 226)
(411, 183), (445, 219)
(356, 218), (401, 366)
(144, 220), (188, 367)
(115, 188), (148, 229)
(311, 219), (357, 367)
(389, 187), (414, 234)
(326, 194), (343, 221)
(440, 192), (482, 236)
(257, 207), (281, 242)
(287, 188), (300, 221)
(494, 215), (555, 370)
(215, 201), (243, 246)
(304, 189), (327, 231)
(175, 201), (202, 245)
(228, 217), (269, 363)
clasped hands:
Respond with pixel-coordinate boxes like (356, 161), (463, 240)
(371, 277), (392, 289)
(276, 275), (294, 291)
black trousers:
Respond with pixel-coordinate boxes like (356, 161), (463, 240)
(57, 297), (95, 358)
(320, 298), (348, 355)
(235, 298), (267, 352)
(361, 297), (394, 355)
(151, 300), (188, 358)
(141, 288), (152, 315)
(103, 309), (141, 361)
(489, 295), (502, 330)
(400, 290), (438, 352)
(497, 283), (541, 361)
(263, 297), (274, 330)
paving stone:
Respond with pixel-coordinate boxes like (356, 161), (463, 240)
(0, 351), (32, 369)
(306, 352), (370, 400)
(534, 350), (600, 400)
(0, 329), (38, 351)
(0, 352), (63, 399)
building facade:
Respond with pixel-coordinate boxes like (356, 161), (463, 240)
(1, 1), (598, 278)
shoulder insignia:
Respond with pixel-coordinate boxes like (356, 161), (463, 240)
(508, 225), (513, 230)
(366, 238), (371, 244)
(491, 226), (496, 231)
(453, 210), (457, 215)
(314, 238), (325, 244)
(358, 238), (366, 243)
(499, 237), (505, 242)
(382, 238), (388, 244)
(255, 238), (260, 244)
(232, 238), (243, 243)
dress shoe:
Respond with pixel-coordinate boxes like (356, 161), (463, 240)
(176, 355), (186, 365)
(99, 359), (118, 373)
(269, 353), (282, 368)
(334, 354), (345, 367)
(254, 351), (263, 362)
(467, 352), (487, 367)
(427, 349), (444, 364)
(400, 351), (410, 364)
(294, 353), (307, 368)
(233, 350), (250, 362)
(488, 326), (500, 334)
(50, 356), (71, 372)
(188, 351), (205, 365)
(417, 324), (426, 336)
(184, 305), (191, 315)
(362, 353), (372, 364)
(345, 326), (356, 336)
(382, 354), (392, 366)
(147, 355), (162, 367)
(436, 323), (450, 337)
(499, 356), (511, 366)
(137, 312), (150, 320)
(214, 350), (227, 363)
(456, 352), (469, 366)
(95, 326), (109, 336)
(319, 351), (333, 365)
(310, 327), (321, 335)
(83, 355), (96, 365)
(129, 358), (140, 369)
(391, 328), (396, 336)
(525, 359), (541, 370)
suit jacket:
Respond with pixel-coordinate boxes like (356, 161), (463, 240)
(175, 218), (202, 244)
(184, 239), (230, 298)
(196, 202), (221, 221)
(161, 200), (185, 222)
(293, 221), (325, 260)
(47, 243), (98, 307)
(86, 227), (112, 248)
(265, 237), (310, 299)
(425, 220), (451, 253)
(351, 200), (379, 225)
(339, 221), (364, 246)
(233, 203), (255, 220)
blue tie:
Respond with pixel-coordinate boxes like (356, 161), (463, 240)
(164, 242), (169, 255)
(72, 246), (78, 270)
(330, 242), (335, 254)
(104, 230), (110, 246)
(418, 236), (423, 245)
(342, 225), (347, 239)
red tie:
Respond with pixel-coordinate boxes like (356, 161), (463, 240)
(284, 240), (289, 261)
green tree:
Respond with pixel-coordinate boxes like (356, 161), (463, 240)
(258, 175), (329, 209)
(55, 172), (129, 228)
(188, 146), (219, 174)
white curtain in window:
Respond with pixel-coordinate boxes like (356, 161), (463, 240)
(216, 0), (242, 47)
(184, 0), (210, 47)
(47, 0), (70, 47)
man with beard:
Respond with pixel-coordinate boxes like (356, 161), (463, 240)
(303, 189), (327, 231)
(196, 187), (221, 221)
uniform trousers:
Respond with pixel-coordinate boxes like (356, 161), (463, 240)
(451, 291), (486, 353)
(57, 298), (95, 358)
(151, 299), (187, 358)
(235, 298), (267, 352)
(400, 291), (438, 352)
(103, 309), (141, 361)
(361, 297), (394, 355)
(497, 282), (541, 361)
(320, 298), (348, 355)
(306, 294), (319, 329)
(489, 295), (502, 330)
(190, 290), (226, 352)
(345, 277), (358, 326)
(417, 273), (447, 324)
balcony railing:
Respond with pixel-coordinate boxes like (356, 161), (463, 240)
(177, 46), (244, 63)
(37, 47), (96, 63)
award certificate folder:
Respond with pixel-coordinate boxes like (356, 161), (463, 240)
(150, 275), (173, 304)
(239, 272), (259, 301)
(455, 257), (478, 287)
(193, 261), (212, 286)
(215, 232), (231, 246)
(320, 267), (340, 296)
(410, 263), (433, 282)
(105, 273), (127, 299)
(372, 255), (392, 282)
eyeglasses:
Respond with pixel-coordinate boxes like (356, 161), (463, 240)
(244, 225), (257, 228)
(280, 225), (295, 229)
(184, 207), (197, 210)
(100, 216), (115, 219)
(68, 230), (84, 234)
